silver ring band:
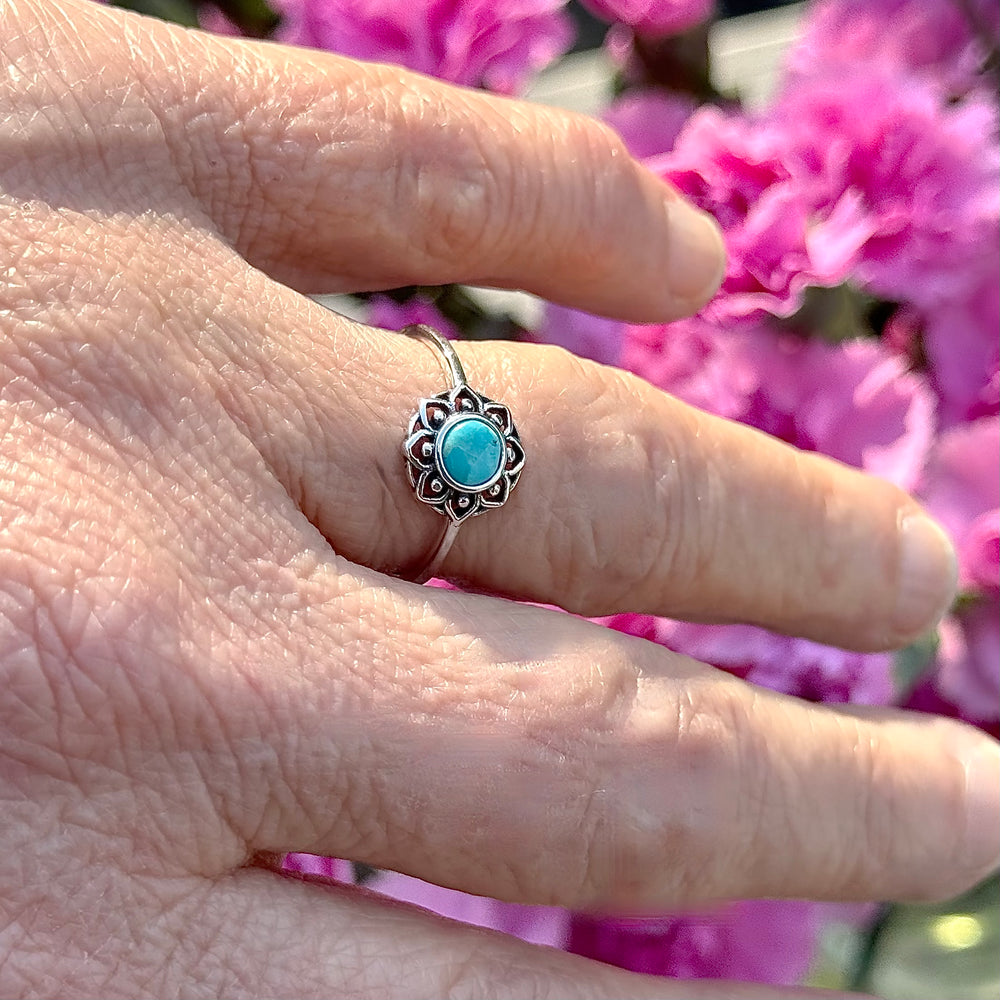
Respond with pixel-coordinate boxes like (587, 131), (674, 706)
(406, 323), (467, 386)
(401, 324), (524, 584)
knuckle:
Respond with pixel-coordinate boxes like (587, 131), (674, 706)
(565, 660), (751, 905)
(400, 128), (503, 268)
(412, 152), (501, 267)
(539, 357), (687, 613)
(661, 681), (756, 899)
(854, 724), (973, 903)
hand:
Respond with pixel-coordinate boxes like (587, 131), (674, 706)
(2, 1), (997, 997)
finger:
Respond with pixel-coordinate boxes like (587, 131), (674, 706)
(222, 563), (1000, 911)
(206, 287), (956, 650)
(78, 868), (848, 1000)
(29, 0), (724, 322)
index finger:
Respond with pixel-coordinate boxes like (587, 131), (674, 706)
(9, 0), (725, 322)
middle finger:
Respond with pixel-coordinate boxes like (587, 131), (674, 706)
(234, 557), (998, 909)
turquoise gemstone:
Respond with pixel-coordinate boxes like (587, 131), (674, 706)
(437, 415), (505, 490)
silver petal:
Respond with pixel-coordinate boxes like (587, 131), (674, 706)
(445, 491), (481, 523)
(483, 401), (513, 435)
(479, 475), (510, 508)
(449, 384), (483, 415)
(404, 427), (437, 471)
(419, 395), (453, 432)
(503, 436), (525, 476)
(416, 470), (449, 505)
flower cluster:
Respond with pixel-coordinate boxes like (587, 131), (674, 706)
(202, 0), (999, 986)
(580, 0), (713, 37)
(269, 0), (574, 94)
(914, 418), (999, 729)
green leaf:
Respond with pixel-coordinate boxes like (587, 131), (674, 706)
(892, 630), (939, 698)
(780, 282), (880, 343)
(860, 874), (1000, 998)
(111, 0), (200, 28)
(211, 0), (279, 37)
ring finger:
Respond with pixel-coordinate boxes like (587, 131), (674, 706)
(200, 277), (957, 653)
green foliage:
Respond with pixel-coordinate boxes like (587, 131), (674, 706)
(112, 0), (199, 28)
(112, 0), (278, 36)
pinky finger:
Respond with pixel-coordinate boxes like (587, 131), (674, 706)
(163, 868), (854, 1000)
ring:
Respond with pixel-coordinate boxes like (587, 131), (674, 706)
(402, 324), (525, 583)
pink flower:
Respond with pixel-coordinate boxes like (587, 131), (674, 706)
(603, 88), (695, 160)
(567, 900), (820, 984)
(604, 614), (894, 705)
(774, 71), (1000, 315)
(619, 314), (756, 419)
(962, 510), (1000, 593)
(651, 108), (821, 322)
(774, 71), (1000, 429)
(271, 0), (574, 95)
(918, 418), (999, 724)
(580, 0), (713, 36)
(537, 305), (625, 366)
(364, 833), (860, 987)
(366, 294), (460, 341)
(920, 418), (999, 591)
(934, 602), (1000, 726)
(786, 0), (1000, 99)
(656, 68), (998, 328)
(366, 870), (569, 947)
(644, 617), (894, 704)
(197, 5), (242, 35)
(906, 676), (1000, 739)
(622, 320), (936, 492)
(922, 276), (1000, 428)
(283, 854), (353, 880)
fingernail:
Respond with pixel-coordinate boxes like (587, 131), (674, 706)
(961, 736), (1000, 877)
(893, 513), (958, 636)
(665, 199), (726, 307)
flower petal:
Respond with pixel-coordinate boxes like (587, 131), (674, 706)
(483, 401), (513, 435)
(404, 428), (437, 470)
(479, 475), (510, 508)
(416, 470), (449, 505)
(419, 395), (453, 431)
(504, 436), (525, 476)
(446, 491), (481, 523)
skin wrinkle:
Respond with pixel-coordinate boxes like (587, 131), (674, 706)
(239, 67), (367, 271)
(0, 87), (187, 233)
(1, 535), (242, 875)
(24, 1), (917, 633)
(1, 131), (968, 900)
(623, 678), (708, 899)
(722, 685), (777, 888)
(2, 1), (996, 995)
(5, 834), (182, 965)
(571, 371), (681, 609)
(3, 344), (280, 876)
(4, 360), (239, 596)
